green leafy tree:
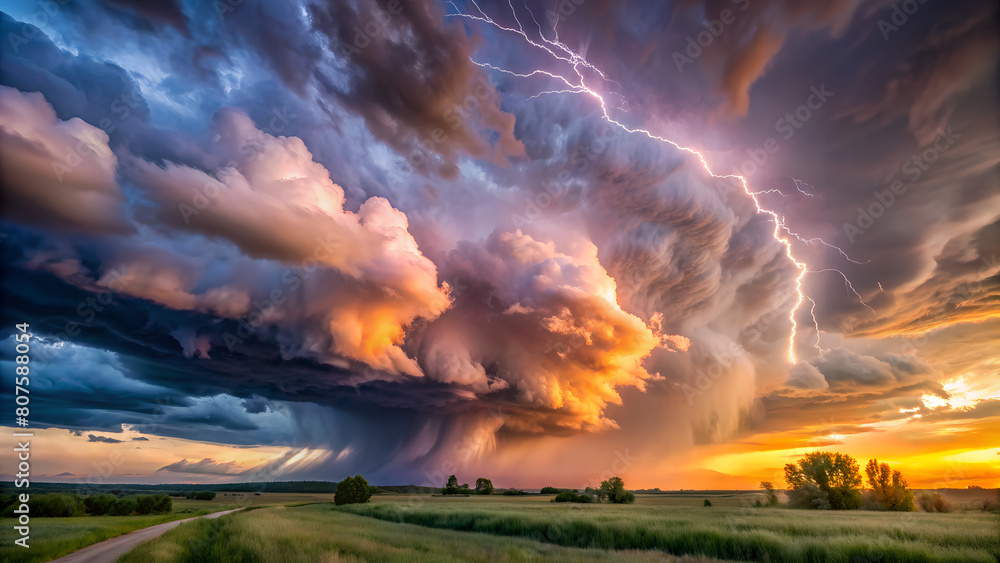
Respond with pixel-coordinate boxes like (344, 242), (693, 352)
(84, 494), (119, 516)
(865, 459), (915, 511)
(760, 481), (779, 507)
(703, 499), (712, 507)
(784, 451), (863, 510)
(539, 486), (561, 495)
(334, 475), (373, 506)
(109, 497), (138, 516)
(442, 475), (461, 495)
(475, 478), (494, 495)
(599, 476), (636, 504)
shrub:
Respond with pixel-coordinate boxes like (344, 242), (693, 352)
(475, 478), (494, 495)
(586, 486), (606, 503)
(553, 490), (593, 503)
(539, 486), (561, 495)
(501, 489), (527, 496)
(917, 492), (952, 513)
(334, 475), (373, 506)
(785, 451), (863, 510)
(190, 491), (216, 501)
(704, 499), (712, 507)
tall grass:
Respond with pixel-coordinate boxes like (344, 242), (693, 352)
(338, 497), (1000, 562)
(118, 504), (707, 562)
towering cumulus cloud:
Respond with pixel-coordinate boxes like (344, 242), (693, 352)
(0, 0), (996, 488)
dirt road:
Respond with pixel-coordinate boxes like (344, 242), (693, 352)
(47, 508), (244, 563)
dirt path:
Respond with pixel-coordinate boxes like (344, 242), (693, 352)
(47, 508), (244, 563)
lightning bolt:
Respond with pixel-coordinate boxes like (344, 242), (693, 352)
(446, 1), (874, 363)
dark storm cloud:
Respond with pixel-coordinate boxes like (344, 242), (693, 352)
(309, 0), (524, 176)
(87, 434), (124, 443)
(0, 0), (996, 484)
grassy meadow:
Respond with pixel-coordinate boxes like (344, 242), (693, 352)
(2, 490), (997, 562)
(337, 493), (1000, 562)
(0, 492), (333, 563)
(118, 503), (717, 563)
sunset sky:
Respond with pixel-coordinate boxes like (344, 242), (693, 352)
(1, 0), (997, 491)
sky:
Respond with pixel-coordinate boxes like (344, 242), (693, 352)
(0, 0), (997, 490)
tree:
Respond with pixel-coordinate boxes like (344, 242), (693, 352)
(760, 481), (779, 507)
(599, 476), (636, 504)
(865, 459), (915, 511)
(109, 497), (138, 516)
(703, 499), (712, 507)
(334, 475), (373, 506)
(784, 451), (863, 510)
(442, 475), (461, 495)
(475, 478), (494, 495)
(84, 494), (118, 516)
(540, 486), (561, 495)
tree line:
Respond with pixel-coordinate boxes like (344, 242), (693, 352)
(783, 451), (938, 511)
(0, 492), (172, 517)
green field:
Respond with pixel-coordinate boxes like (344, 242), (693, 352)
(0, 493), (334, 563)
(3, 491), (997, 562)
(118, 504), (714, 563)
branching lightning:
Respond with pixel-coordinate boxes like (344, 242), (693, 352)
(446, 0), (876, 363)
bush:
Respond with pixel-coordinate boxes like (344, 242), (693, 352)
(917, 492), (952, 513)
(704, 499), (712, 507)
(500, 489), (527, 496)
(334, 475), (373, 506)
(189, 491), (216, 501)
(553, 490), (593, 503)
(539, 486), (562, 495)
